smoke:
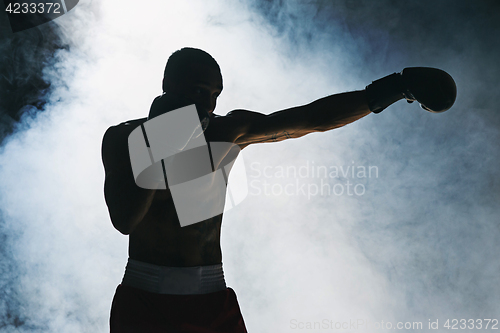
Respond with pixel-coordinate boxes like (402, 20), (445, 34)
(0, 11), (68, 329)
(234, 0), (500, 330)
(0, 0), (498, 332)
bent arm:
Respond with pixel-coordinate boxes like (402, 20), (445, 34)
(233, 90), (371, 146)
(102, 126), (157, 235)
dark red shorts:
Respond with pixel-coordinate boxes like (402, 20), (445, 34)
(110, 284), (247, 333)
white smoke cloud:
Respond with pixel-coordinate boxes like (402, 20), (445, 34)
(0, 0), (499, 332)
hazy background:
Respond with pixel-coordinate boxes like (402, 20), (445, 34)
(0, 0), (499, 332)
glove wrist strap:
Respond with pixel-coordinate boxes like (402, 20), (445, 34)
(365, 73), (405, 113)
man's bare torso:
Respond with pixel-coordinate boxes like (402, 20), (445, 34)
(129, 186), (223, 267)
(103, 113), (246, 267)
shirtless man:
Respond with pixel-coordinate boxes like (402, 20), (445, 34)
(101, 48), (456, 332)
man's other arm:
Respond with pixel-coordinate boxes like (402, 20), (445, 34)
(230, 90), (371, 146)
(101, 125), (157, 235)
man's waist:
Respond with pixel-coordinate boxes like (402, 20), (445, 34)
(121, 258), (226, 295)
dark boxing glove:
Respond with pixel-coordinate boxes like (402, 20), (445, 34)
(366, 67), (457, 113)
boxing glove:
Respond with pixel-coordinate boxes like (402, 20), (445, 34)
(366, 67), (457, 113)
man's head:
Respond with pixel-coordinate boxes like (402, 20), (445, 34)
(161, 47), (223, 115)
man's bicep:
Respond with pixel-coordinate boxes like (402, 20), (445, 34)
(102, 127), (128, 173)
(103, 161), (156, 234)
(102, 132), (140, 203)
(103, 171), (137, 234)
(104, 169), (135, 204)
(101, 121), (158, 234)
(102, 128), (120, 182)
(101, 119), (147, 175)
(101, 128), (137, 230)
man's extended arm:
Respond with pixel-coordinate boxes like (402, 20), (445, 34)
(231, 90), (371, 146)
(231, 67), (456, 147)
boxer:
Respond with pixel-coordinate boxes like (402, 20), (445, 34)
(102, 47), (456, 332)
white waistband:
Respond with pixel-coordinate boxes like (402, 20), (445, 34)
(121, 258), (227, 295)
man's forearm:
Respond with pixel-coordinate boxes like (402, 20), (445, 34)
(105, 177), (157, 235)
(302, 90), (371, 132)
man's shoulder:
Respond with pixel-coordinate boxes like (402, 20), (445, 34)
(225, 109), (265, 119)
(102, 117), (148, 165)
(213, 109), (265, 129)
(108, 117), (148, 133)
(210, 110), (261, 132)
(103, 117), (148, 142)
(206, 110), (266, 148)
